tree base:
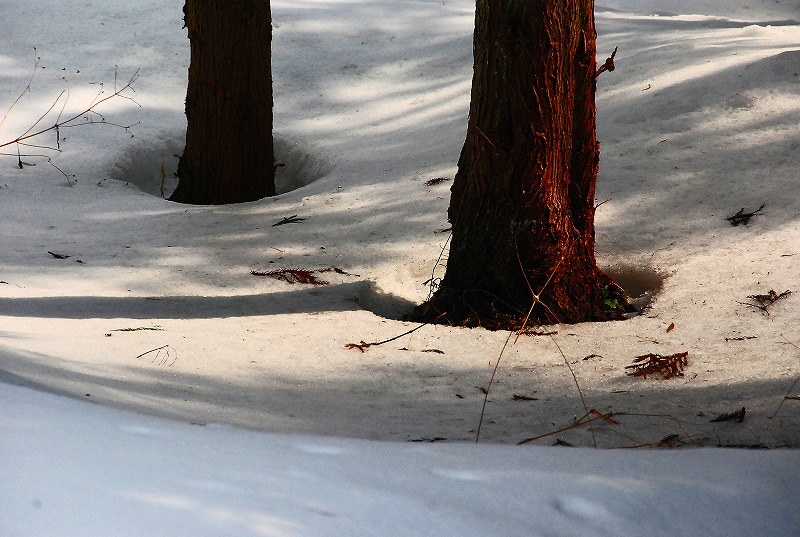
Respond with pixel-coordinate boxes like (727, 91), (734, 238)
(408, 276), (631, 331)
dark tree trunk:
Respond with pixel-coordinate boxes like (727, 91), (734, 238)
(415, 0), (623, 327)
(170, 0), (275, 205)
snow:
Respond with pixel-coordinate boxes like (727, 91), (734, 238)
(1, 0), (799, 534)
(3, 381), (798, 536)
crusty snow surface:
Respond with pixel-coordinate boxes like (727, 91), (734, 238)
(1, 0), (799, 535)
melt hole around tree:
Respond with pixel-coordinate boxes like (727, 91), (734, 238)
(114, 133), (333, 198)
(603, 264), (665, 316)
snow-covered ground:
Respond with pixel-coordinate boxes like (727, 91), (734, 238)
(3, 381), (798, 536)
(2, 0), (799, 534)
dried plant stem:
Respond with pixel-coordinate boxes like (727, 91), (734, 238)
(518, 409), (617, 445)
(475, 331), (513, 443)
(550, 335), (597, 448)
(475, 248), (564, 442)
(0, 48), (41, 131)
(770, 335), (800, 419)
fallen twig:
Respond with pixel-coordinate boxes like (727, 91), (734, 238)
(740, 289), (791, 316)
(135, 344), (176, 366)
(726, 204), (764, 226)
(344, 312), (447, 353)
(272, 215), (305, 226)
(710, 407), (746, 423)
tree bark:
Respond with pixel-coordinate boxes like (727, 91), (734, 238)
(171, 0), (275, 205)
(415, 0), (623, 327)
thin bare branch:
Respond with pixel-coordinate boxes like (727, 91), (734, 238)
(1, 62), (140, 177)
(0, 47), (41, 131)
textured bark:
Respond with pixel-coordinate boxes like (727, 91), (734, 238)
(171, 0), (275, 205)
(416, 0), (622, 327)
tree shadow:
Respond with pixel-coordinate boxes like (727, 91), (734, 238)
(2, 343), (797, 447)
(0, 281), (416, 320)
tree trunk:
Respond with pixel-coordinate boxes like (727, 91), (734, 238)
(171, 0), (275, 205)
(415, 0), (623, 327)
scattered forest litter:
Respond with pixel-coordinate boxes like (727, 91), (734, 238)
(625, 352), (688, 379)
(251, 266), (357, 285)
(740, 289), (791, 315)
(726, 204), (764, 226)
